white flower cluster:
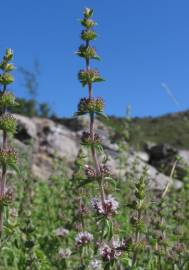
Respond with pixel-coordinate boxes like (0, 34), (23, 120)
(89, 259), (102, 269)
(91, 195), (119, 216)
(58, 248), (71, 259)
(55, 227), (69, 237)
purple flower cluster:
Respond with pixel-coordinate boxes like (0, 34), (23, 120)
(78, 203), (88, 215)
(85, 165), (96, 178)
(99, 240), (122, 262)
(91, 195), (119, 217)
(75, 231), (93, 247)
(85, 164), (111, 179)
(100, 164), (111, 177)
(81, 131), (101, 145)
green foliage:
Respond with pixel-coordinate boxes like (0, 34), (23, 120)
(12, 97), (52, 118)
(102, 111), (189, 150)
(0, 151), (187, 269)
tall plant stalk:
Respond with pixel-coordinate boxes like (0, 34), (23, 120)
(0, 49), (18, 238)
(76, 8), (122, 269)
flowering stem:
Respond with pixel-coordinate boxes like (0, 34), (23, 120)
(132, 209), (142, 266)
(85, 43), (105, 205)
(0, 49), (18, 239)
(0, 85), (7, 238)
(76, 9), (121, 267)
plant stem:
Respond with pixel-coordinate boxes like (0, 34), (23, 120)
(85, 44), (105, 204)
(0, 85), (7, 238)
(132, 208), (142, 266)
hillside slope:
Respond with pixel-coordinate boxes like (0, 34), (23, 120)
(101, 110), (189, 149)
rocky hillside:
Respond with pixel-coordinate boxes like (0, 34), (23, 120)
(104, 110), (189, 149)
(11, 113), (189, 191)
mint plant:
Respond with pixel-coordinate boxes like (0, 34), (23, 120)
(75, 8), (125, 269)
(0, 49), (18, 238)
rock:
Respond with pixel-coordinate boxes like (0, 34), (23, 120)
(135, 151), (150, 163)
(33, 118), (79, 161)
(14, 114), (37, 142)
(32, 154), (53, 180)
(148, 144), (177, 160)
(148, 144), (189, 180)
(12, 114), (184, 189)
(106, 151), (182, 190)
(178, 150), (189, 166)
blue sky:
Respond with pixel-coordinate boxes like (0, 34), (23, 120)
(1, 0), (189, 117)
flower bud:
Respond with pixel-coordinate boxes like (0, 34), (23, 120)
(85, 165), (96, 178)
(81, 18), (96, 29)
(0, 188), (13, 206)
(83, 8), (93, 18)
(0, 73), (14, 85)
(78, 203), (88, 215)
(0, 113), (16, 133)
(0, 91), (17, 108)
(77, 45), (100, 60)
(0, 62), (15, 72)
(135, 190), (145, 200)
(81, 131), (101, 145)
(4, 49), (14, 61)
(78, 69), (101, 86)
(78, 97), (104, 114)
(100, 164), (111, 177)
(0, 147), (17, 166)
(81, 30), (97, 41)
(3, 189), (13, 205)
(95, 97), (104, 112)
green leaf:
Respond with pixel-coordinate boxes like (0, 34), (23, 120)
(77, 178), (94, 188)
(93, 77), (105, 83)
(96, 111), (108, 118)
(93, 55), (101, 61)
(107, 219), (113, 240)
(9, 163), (20, 175)
(96, 144), (104, 153)
(104, 262), (111, 270)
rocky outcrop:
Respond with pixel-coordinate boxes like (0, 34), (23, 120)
(13, 114), (184, 190)
(147, 144), (189, 180)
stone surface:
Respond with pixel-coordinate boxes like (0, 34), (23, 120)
(14, 114), (184, 189)
(14, 114), (37, 142)
(147, 143), (189, 180)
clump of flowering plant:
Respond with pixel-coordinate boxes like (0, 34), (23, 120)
(0, 49), (19, 237)
(74, 7), (123, 269)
